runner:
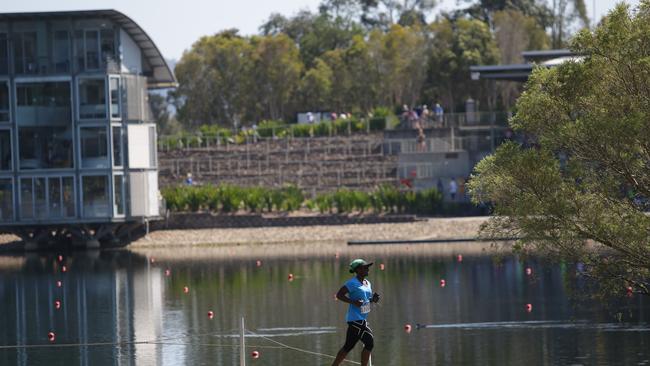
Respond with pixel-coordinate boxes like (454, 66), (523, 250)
(331, 259), (380, 366)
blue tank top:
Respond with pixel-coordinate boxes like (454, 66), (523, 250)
(344, 277), (372, 322)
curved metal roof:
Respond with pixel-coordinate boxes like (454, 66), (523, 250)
(0, 9), (177, 89)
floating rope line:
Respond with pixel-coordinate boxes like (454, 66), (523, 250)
(0, 339), (282, 350)
(246, 329), (361, 365)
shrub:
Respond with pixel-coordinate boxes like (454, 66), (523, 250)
(258, 120), (286, 138)
(280, 185), (304, 211)
(243, 187), (267, 213)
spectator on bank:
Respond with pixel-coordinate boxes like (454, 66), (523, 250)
(437, 178), (444, 195)
(185, 173), (193, 186)
(416, 126), (426, 152)
(307, 112), (315, 123)
(449, 178), (458, 201)
(252, 123), (259, 143)
(434, 103), (444, 125)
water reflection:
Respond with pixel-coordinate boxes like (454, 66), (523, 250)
(0, 246), (648, 365)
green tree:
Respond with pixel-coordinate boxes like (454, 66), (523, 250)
(468, 3), (650, 297)
(425, 18), (500, 111)
(174, 30), (254, 128)
(250, 34), (303, 121)
(299, 58), (334, 111)
(493, 9), (550, 109)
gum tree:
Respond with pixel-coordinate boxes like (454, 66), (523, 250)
(468, 2), (650, 296)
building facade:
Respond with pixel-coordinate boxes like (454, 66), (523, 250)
(0, 10), (176, 248)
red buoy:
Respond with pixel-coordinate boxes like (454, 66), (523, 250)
(54, 300), (61, 310)
(288, 273), (294, 281)
(440, 279), (446, 288)
(56, 280), (62, 288)
(183, 286), (189, 294)
(251, 350), (260, 359)
(404, 324), (412, 333)
(526, 303), (533, 313)
(457, 254), (463, 263)
(61, 265), (67, 273)
(626, 286), (634, 298)
(256, 260), (262, 267)
(164, 269), (171, 277)
(525, 267), (533, 276)
(57, 255), (63, 262)
(48, 332), (56, 342)
(208, 311), (214, 319)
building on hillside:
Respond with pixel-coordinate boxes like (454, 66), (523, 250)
(385, 49), (577, 202)
(0, 10), (176, 249)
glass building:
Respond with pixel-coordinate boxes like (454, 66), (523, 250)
(0, 10), (176, 249)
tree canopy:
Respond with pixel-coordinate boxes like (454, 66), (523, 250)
(468, 2), (650, 297)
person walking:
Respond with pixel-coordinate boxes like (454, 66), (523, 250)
(332, 259), (380, 366)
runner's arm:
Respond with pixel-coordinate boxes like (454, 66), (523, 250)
(336, 286), (362, 307)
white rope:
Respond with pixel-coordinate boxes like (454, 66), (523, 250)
(246, 329), (361, 365)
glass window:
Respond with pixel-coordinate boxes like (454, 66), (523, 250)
(113, 175), (124, 216)
(53, 30), (70, 73)
(80, 126), (108, 168)
(0, 130), (10, 170)
(19, 127), (73, 170)
(112, 126), (122, 167)
(34, 177), (46, 219)
(109, 77), (120, 119)
(0, 82), (9, 121)
(78, 78), (106, 119)
(85, 30), (100, 70)
(16, 81), (71, 125)
(63, 177), (75, 217)
(13, 32), (37, 75)
(20, 178), (33, 219)
(82, 175), (109, 217)
(0, 178), (13, 222)
(100, 29), (116, 69)
(149, 126), (157, 167)
(48, 177), (61, 218)
(0, 33), (7, 75)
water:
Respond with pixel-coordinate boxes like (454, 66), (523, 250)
(0, 244), (649, 365)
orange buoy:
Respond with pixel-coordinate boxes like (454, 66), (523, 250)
(56, 280), (62, 288)
(208, 311), (214, 319)
(256, 260), (262, 267)
(440, 279), (446, 288)
(54, 300), (61, 310)
(457, 254), (463, 263)
(48, 332), (56, 342)
(183, 286), (189, 294)
(526, 303), (533, 313)
(379, 263), (385, 271)
(251, 350), (260, 359)
(164, 269), (171, 277)
(525, 267), (532, 276)
(404, 324), (412, 333)
(61, 265), (67, 273)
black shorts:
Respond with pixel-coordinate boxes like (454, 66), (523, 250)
(342, 320), (374, 352)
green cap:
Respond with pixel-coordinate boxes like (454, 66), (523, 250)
(349, 259), (373, 273)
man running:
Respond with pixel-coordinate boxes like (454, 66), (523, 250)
(332, 259), (380, 366)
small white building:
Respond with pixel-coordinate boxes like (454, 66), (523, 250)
(0, 10), (176, 249)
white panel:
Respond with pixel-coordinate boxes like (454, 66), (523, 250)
(129, 172), (146, 216)
(127, 124), (151, 169)
(147, 171), (159, 217)
(120, 29), (142, 74)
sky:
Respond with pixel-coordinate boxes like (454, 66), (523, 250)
(0, 0), (642, 61)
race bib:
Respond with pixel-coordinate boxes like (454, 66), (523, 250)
(360, 303), (371, 314)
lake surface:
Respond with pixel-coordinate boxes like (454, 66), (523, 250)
(0, 243), (649, 366)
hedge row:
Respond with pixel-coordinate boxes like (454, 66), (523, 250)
(162, 184), (443, 215)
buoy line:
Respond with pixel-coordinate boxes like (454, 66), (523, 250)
(246, 329), (361, 365)
(0, 339), (283, 350)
